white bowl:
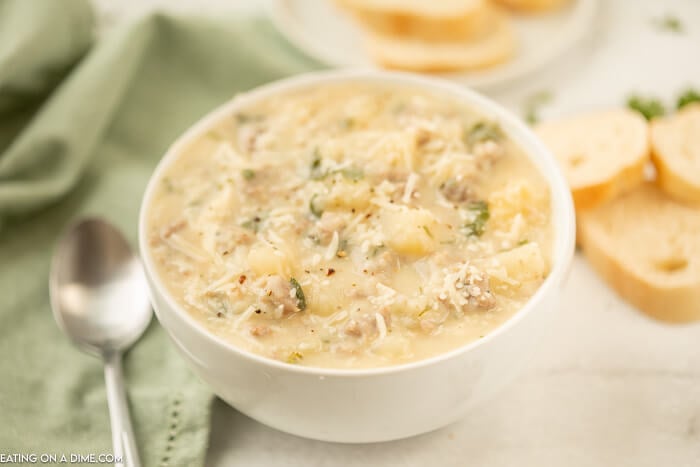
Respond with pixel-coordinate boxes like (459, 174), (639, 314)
(138, 70), (576, 443)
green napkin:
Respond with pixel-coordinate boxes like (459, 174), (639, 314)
(0, 1), (319, 465)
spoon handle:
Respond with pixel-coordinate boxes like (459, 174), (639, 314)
(104, 353), (141, 467)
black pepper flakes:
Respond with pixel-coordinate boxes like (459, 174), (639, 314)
(327, 268), (336, 276)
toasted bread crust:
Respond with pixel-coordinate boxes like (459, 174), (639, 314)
(535, 109), (650, 211)
(346, 4), (498, 42)
(491, 0), (570, 12)
(363, 12), (514, 72)
(335, 0), (485, 18)
(579, 184), (700, 323)
(650, 104), (700, 204)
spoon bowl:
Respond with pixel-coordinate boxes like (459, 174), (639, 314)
(50, 218), (151, 355)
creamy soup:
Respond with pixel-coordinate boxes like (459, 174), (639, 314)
(147, 83), (552, 369)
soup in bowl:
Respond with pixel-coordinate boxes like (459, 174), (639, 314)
(139, 70), (575, 442)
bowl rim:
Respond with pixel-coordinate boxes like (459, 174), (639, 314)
(138, 69), (576, 377)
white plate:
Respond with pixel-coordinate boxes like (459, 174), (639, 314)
(268, 0), (599, 89)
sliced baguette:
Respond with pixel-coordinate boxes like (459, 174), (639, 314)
(344, 2), (498, 42)
(578, 183), (700, 323)
(491, 0), (570, 12)
(535, 109), (650, 210)
(362, 11), (514, 72)
(650, 103), (700, 204)
(335, 0), (486, 18)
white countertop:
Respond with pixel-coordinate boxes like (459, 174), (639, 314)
(95, 1), (700, 465)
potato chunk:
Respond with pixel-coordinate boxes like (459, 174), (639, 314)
(488, 181), (548, 227)
(326, 179), (372, 210)
(382, 208), (437, 256)
(247, 244), (291, 276)
(489, 242), (547, 287)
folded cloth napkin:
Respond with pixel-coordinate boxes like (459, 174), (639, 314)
(0, 0), (319, 465)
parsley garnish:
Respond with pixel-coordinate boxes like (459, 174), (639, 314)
(653, 14), (683, 34)
(627, 95), (666, 120)
(241, 169), (255, 180)
(464, 201), (490, 237)
(677, 88), (700, 110)
(523, 90), (553, 125)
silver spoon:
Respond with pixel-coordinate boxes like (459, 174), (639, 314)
(49, 218), (151, 467)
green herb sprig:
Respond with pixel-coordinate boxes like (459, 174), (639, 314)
(652, 14), (683, 34)
(627, 95), (666, 120)
(677, 89), (700, 110)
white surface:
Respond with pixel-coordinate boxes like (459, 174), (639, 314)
(268, 0), (598, 89)
(94, 0), (700, 464)
(138, 70), (575, 443)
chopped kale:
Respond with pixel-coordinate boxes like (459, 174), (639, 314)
(309, 194), (324, 218)
(309, 150), (363, 182)
(523, 90), (553, 125)
(464, 201), (490, 238)
(240, 215), (263, 232)
(371, 243), (385, 257)
(463, 121), (503, 147)
(289, 278), (306, 311)
(310, 148), (324, 180)
(337, 166), (364, 181)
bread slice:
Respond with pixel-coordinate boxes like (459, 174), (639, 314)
(491, 0), (570, 13)
(337, 0), (501, 42)
(579, 183), (700, 323)
(650, 103), (700, 204)
(362, 11), (514, 72)
(535, 109), (650, 211)
(335, 0), (486, 18)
